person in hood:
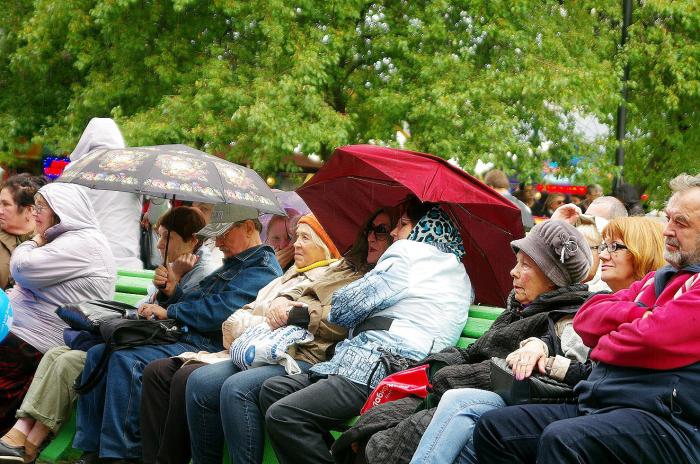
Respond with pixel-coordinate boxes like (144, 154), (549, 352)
(0, 182), (116, 434)
(475, 172), (700, 464)
(259, 197), (472, 464)
(70, 117), (143, 269)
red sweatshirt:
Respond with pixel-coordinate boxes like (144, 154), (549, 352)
(573, 267), (700, 370)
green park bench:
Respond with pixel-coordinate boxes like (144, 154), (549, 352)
(38, 300), (503, 464)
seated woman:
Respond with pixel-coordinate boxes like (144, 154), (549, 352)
(0, 183), (116, 434)
(73, 204), (281, 463)
(259, 198), (473, 464)
(0, 206), (214, 463)
(0, 174), (47, 290)
(407, 216), (666, 464)
(264, 209), (302, 271)
(141, 209), (393, 464)
(342, 220), (593, 464)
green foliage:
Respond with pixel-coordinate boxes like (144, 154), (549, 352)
(0, 0), (697, 201)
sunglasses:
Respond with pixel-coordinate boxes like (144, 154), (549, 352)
(368, 224), (391, 240)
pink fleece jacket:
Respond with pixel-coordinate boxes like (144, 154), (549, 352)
(573, 268), (700, 370)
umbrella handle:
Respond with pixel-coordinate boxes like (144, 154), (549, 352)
(156, 194), (175, 289)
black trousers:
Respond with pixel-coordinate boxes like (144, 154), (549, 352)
(474, 403), (699, 464)
(140, 358), (205, 464)
(259, 374), (368, 464)
(0, 333), (42, 435)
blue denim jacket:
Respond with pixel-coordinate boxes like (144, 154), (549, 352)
(166, 244), (282, 350)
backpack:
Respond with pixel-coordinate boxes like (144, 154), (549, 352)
(74, 318), (181, 394)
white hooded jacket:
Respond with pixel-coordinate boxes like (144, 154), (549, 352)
(70, 118), (143, 269)
(9, 183), (117, 353)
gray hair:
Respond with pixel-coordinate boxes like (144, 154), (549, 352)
(296, 223), (333, 261)
(669, 173), (700, 193)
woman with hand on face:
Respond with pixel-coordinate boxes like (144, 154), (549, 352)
(264, 209), (302, 271)
(140, 209), (395, 464)
(0, 174), (47, 290)
(0, 207), (214, 464)
(140, 206), (220, 309)
(0, 183), (115, 436)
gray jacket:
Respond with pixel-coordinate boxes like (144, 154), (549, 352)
(9, 183), (116, 353)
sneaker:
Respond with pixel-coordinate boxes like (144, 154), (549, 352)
(0, 440), (24, 463)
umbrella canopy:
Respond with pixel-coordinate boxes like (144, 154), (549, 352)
(260, 190), (311, 242)
(297, 144), (524, 307)
(57, 144), (284, 215)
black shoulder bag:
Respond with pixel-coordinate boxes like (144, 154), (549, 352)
(489, 357), (576, 405)
(74, 318), (182, 394)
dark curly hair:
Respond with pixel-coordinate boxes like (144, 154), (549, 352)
(2, 174), (48, 211)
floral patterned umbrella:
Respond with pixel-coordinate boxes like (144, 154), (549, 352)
(57, 144), (285, 215)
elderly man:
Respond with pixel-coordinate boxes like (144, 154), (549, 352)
(584, 195), (628, 220)
(71, 204), (282, 464)
(475, 173), (700, 464)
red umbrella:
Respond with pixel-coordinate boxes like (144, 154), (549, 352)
(297, 145), (524, 307)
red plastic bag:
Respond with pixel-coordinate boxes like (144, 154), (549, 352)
(360, 364), (430, 414)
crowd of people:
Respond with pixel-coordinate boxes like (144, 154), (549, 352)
(0, 120), (698, 464)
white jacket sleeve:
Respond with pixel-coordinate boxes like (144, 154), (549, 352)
(10, 236), (102, 289)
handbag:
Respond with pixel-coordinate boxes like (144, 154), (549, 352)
(55, 300), (135, 333)
(360, 363), (430, 414)
(74, 317), (182, 394)
(365, 347), (415, 393)
(489, 357), (576, 405)
(229, 323), (314, 375)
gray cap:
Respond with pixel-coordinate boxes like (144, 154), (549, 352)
(510, 220), (593, 287)
(196, 204), (259, 238)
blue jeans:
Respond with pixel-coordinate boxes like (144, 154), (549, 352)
(73, 341), (201, 459)
(410, 388), (505, 464)
(186, 361), (311, 464)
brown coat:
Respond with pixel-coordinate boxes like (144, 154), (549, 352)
(0, 229), (33, 289)
(281, 260), (365, 365)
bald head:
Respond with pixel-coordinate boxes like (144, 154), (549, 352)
(585, 196), (628, 220)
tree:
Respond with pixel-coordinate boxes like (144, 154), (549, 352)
(0, 0), (697, 202)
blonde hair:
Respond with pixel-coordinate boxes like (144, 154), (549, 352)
(603, 217), (665, 281)
(576, 223), (602, 248)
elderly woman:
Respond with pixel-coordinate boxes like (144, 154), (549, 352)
(259, 198), (473, 464)
(341, 220), (593, 464)
(264, 209), (302, 271)
(0, 174), (47, 290)
(0, 183), (116, 434)
(406, 217), (666, 464)
(138, 210), (392, 464)
(0, 207), (215, 463)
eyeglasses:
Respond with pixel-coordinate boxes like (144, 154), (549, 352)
(597, 242), (628, 254)
(368, 224), (391, 241)
(33, 203), (48, 214)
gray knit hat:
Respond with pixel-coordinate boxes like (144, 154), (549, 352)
(510, 220), (593, 287)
